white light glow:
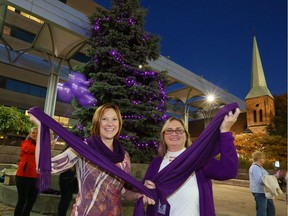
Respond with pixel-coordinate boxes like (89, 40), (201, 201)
(206, 94), (215, 103)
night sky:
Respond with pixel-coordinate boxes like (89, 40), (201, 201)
(94, 0), (287, 100)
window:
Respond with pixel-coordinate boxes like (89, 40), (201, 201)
(9, 25), (36, 43)
(259, 109), (263, 122)
(253, 110), (257, 123)
(53, 115), (76, 145)
(72, 52), (90, 63)
(6, 79), (19, 91)
(30, 85), (47, 98)
(17, 82), (30, 94)
(1, 76), (47, 98)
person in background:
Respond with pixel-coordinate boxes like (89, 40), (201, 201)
(143, 108), (240, 215)
(275, 169), (287, 192)
(51, 103), (154, 216)
(249, 151), (275, 216)
(14, 127), (39, 216)
(57, 165), (76, 216)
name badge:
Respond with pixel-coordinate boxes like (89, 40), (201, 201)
(158, 203), (167, 214)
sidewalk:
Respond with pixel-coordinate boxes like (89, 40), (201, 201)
(0, 202), (58, 216)
(1, 180), (287, 216)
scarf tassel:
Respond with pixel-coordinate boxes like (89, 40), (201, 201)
(38, 170), (51, 192)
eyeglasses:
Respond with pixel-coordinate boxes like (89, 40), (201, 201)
(164, 128), (185, 135)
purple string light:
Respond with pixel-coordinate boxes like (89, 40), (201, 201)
(119, 135), (159, 149)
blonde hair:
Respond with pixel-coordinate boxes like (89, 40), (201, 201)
(159, 117), (191, 157)
(90, 103), (122, 137)
(26, 126), (38, 140)
(252, 151), (265, 162)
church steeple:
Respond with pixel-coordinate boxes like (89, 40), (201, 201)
(245, 35), (275, 134)
(245, 36), (273, 99)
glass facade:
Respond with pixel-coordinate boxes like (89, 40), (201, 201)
(0, 76), (47, 98)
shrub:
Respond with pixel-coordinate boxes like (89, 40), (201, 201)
(0, 106), (33, 137)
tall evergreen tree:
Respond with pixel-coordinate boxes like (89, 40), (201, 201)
(72, 0), (168, 162)
(267, 93), (287, 137)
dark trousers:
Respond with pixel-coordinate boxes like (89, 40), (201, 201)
(14, 175), (38, 216)
(58, 169), (76, 216)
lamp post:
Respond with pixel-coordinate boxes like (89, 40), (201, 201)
(198, 94), (223, 127)
(184, 104), (191, 130)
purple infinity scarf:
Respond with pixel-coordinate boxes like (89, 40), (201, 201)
(28, 102), (238, 215)
(86, 136), (125, 163)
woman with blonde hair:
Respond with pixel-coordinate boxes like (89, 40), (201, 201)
(143, 106), (240, 215)
(14, 127), (39, 216)
(249, 150), (275, 216)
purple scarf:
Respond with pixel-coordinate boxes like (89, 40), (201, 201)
(28, 107), (154, 198)
(28, 102), (238, 215)
(37, 121), (52, 191)
(134, 102), (239, 215)
(86, 136), (125, 163)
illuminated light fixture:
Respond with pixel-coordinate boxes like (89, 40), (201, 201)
(206, 94), (215, 103)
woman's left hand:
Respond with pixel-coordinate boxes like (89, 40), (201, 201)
(220, 108), (241, 133)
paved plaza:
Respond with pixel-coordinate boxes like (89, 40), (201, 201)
(213, 183), (287, 216)
(1, 182), (287, 216)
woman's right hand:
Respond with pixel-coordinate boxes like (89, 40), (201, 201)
(29, 114), (41, 127)
(220, 108), (241, 132)
(144, 180), (156, 189)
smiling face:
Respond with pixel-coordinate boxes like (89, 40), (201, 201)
(29, 127), (38, 141)
(90, 103), (122, 138)
(163, 119), (187, 152)
(99, 108), (120, 141)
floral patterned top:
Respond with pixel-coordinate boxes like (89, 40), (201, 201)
(51, 148), (131, 216)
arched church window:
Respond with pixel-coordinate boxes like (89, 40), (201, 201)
(259, 109), (263, 122)
(253, 110), (257, 122)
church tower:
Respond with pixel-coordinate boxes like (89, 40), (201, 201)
(245, 36), (275, 134)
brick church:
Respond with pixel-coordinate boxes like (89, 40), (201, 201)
(189, 36), (275, 138)
(245, 36), (275, 134)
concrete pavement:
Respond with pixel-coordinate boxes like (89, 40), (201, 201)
(213, 182), (287, 216)
(1, 181), (287, 216)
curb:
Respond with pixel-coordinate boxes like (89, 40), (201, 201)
(213, 179), (250, 187)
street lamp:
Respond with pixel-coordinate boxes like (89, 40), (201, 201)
(206, 94), (215, 103)
(198, 94), (223, 127)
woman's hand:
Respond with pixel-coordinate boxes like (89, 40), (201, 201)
(123, 188), (155, 205)
(220, 108), (241, 133)
(29, 114), (41, 127)
(144, 180), (156, 189)
(137, 194), (155, 205)
(133, 180), (157, 205)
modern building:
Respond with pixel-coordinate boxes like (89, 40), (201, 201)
(0, 0), (277, 167)
(0, 0), (246, 133)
